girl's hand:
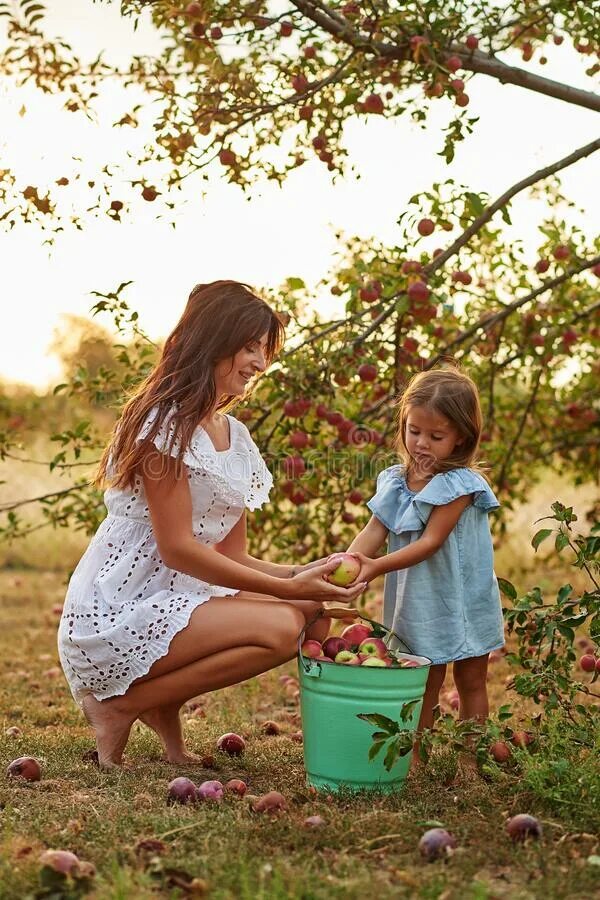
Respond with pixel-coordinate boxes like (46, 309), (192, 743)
(285, 558), (367, 604)
(342, 551), (380, 585)
(294, 555), (330, 573)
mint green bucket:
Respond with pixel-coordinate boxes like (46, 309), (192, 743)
(297, 617), (431, 793)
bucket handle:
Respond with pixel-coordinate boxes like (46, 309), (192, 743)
(297, 610), (416, 674)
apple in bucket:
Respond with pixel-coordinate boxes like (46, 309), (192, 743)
(321, 636), (349, 659)
(358, 637), (388, 659)
(326, 553), (360, 586)
(340, 622), (373, 647)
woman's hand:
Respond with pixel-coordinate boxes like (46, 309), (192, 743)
(342, 551), (380, 585)
(283, 558), (367, 604)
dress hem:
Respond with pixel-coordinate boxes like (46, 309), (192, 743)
(424, 640), (505, 666)
(70, 587), (239, 707)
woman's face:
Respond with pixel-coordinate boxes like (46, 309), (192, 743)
(214, 331), (269, 397)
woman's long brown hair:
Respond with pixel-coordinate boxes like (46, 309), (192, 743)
(94, 281), (285, 491)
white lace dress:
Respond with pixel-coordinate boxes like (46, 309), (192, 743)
(57, 408), (273, 706)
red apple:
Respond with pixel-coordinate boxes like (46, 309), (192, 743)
(446, 55), (462, 72)
(455, 92), (470, 107)
(506, 814), (542, 842)
(197, 779), (224, 801)
(417, 218), (434, 236)
(596, 657), (600, 673)
(6, 756), (41, 782)
(511, 731), (533, 748)
(553, 244), (570, 260)
(141, 186), (157, 202)
(341, 622), (373, 646)
(490, 741), (511, 763)
(289, 431), (309, 449)
(348, 489), (363, 504)
(535, 258), (550, 274)
(280, 21), (293, 36)
(407, 280), (430, 303)
(225, 778), (247, 796)
(167, 776), (198, 804)
(252, 790), (287, 813)
(216, 733), (246, 756)
(218, 149), (236, 167)
(39, 849), (81, 875)
(322, 636), (349, 659)
(418, 828), (457, 860)
(334, 650), (360, 665)
(326, 552), (360, 586)
(579, 654), (596, 672)
(282, 455), (306, 478)
(358, 363), (378, 382)
(301, 640), (323, 659)
(465, 35), (478, 50)
(358, 637), (388, 659)
(363, 93), (384, 114)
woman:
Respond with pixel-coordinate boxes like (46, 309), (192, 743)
(58, 281), (365, 769)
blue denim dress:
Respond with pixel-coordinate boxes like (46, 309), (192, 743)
(367, 465), (505, 665)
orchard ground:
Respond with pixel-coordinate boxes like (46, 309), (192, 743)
(1, 527), (599, 897)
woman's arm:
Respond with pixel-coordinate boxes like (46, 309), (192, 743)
(215, 511), (295, 577)
(142, 449), (366, 604)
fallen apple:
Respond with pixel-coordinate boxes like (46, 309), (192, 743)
(216, 733), (246, 756)
(225, 778), (247, 797)
(510, 731), (533, 749)
(6, 756), (41, 782)
(252, 790), (287, 813)
(196, 780), (224, 801)
(304, 815), (326, 828)
(322, 636), (349, 659)
(340, 622), (373, 647)
(358, 637), (388, 659)
(506, 813), (542, 842)
(334, 649), (360, 665)
(418, 827), (457, 861)
(261, 720), (281, 735)
(301, 639), (322, 659)
(39, 849), (81, 876)
(326, 552), (360, 586)
(490, 741), (511, 763)
(167, 776), (197, 805)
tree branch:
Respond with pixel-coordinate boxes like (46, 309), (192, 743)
(353, 136), (600, 345)
(292, 2), (600, 112)
(425, 254), (600, 369)
(496, 367), (543, 489)
(0, 484), (90, 512)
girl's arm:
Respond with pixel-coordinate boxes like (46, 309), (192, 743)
(347, 515), (389, 557)
(142, 450), (366, 605)
(352, 495), (473, 582)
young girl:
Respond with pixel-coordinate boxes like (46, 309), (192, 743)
(346, 367), (504, 741)
(58, 280), (365, 769)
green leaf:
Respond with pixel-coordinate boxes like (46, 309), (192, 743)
(555, 532), (569, 552)
(399, 698), (420, 722)
(286, 277), (305, 291)
(497, 577), (517, 600)
(368, 740), (386, 761)
(357, 712), (398, 733)
(532, 528), (553, 551)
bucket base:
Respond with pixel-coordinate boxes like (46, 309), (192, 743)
(306, 751), (411, 794)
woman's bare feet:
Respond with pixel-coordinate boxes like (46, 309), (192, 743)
(81, 693), (136, 769)
(138, 704), (200, 764)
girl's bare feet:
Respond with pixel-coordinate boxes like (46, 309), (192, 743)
(81, 693), (136, 769)
(139, 704), (200, 764)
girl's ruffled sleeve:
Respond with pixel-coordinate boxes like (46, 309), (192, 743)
(238, 423), (274, 511)
(366, 466), (405, 532)
(412, 468), (500, 528)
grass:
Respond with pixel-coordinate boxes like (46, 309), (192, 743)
(1, 570), (599, 899)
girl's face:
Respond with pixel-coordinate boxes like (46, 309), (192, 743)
(405, 404), (463, 474)
(214, 331), (269, 398)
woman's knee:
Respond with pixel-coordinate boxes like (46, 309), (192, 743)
(265, 604), (306, 659)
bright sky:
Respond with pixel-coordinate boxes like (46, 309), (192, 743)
(1, 1), (598, 389)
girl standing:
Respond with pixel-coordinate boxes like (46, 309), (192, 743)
(58, 281), (365, 769)
(346, 367), (504, 738)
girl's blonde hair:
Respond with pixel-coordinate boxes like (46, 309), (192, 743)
(395, 366), (484, 475)
(94, 280), (285, 491)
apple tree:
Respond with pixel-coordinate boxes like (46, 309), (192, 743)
(0, 0), (599, 562)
